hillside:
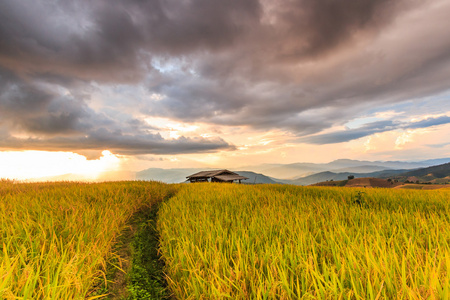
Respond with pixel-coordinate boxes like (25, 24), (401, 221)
(286, 171), (353, 186)
(247, 158), (449, 179)
(312, 177), (400, 188)
(235, 171), (280, 184)
(309, 163), (450, 189)
(308, 163), (450, 188)
(391, 162), (450, 183)
(286, 169), (407, 186)
(345, 178), (399, 188)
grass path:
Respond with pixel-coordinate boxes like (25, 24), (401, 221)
(101, 191), (178, 299)
(0, 180), (178, 299)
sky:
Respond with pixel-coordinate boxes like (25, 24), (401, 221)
(1, 0), (450, 180)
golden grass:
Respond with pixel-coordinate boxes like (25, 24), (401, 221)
(4, 180), (449, 299)
(0, 180), (177, 299)
(158, 183), (450, 299)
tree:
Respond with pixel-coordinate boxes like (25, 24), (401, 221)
(348, 175), (355, 180)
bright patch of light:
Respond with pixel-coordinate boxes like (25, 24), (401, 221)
(150, 93), (165, 101)
(145, 117), (198, 132)
(410, 113), (448, 122)
(373, 111), (404, 119)
(345, 116), (382, 129)
(238, 145), (249, 150)
(395, 130), (416, 149)
(364, 136), (374, 152)
(345, 111), (404, 129)
(259, 139), (274, 146)
(144, 117), (199, 139)
(169, 131), (180, 139)
(0, 150), (120, 180)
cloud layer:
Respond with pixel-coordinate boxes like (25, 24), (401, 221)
(300, 116), (450, 145)
(1, 0), (450, 157)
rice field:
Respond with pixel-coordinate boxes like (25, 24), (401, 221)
(0, 180), (177, 299)
(2, 180), (450, 299)
(158, 183), (450, 299)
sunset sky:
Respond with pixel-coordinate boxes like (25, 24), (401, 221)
(1, 0), (450, 179)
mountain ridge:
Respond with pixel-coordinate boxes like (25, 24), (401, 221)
(23, 158), (450, 185)
(244, 158), (450, 179)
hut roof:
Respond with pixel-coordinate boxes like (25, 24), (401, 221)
(186, 169), (249, 181)
(186, 169), (235, 179)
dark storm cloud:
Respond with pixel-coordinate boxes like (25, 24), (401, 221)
(299, 116), (450, 145)
(0, 67), (96, 135)
(0, 0), (400, 80)
(0, 0), (261, 81)
(0, 130), (232, 156)
(1, 0), (450, 153)
(141, 0), (450, 136)
(0, 67), (233, 155)
(266, 0), (398, 59)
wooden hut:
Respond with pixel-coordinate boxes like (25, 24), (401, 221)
(186, 170), (248, 183)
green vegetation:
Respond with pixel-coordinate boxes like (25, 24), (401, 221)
(0, 180), (177, 299)
(3, 180), (450, 299)
(126, 204), (171, 300)
(158, 183), (450, 299)
(337, 179), (349, 186)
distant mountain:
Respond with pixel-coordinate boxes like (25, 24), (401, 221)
(331, 165), (393, 174)
(260, 163), (325, 179)
(392, 162), (450, 183)
(285, 162), (450, 186)
(285, 169), (408, 186)
(235, 171), (281, 184)
(250, 158), (450, 179)
(363, 169), (410, 178)
(136, 168), (203, 183)
(418, 158), (450, 166)
(325, 159), (426, 170)
(136, 159), (450, 184)
(287, 171), (353, 186)
(310, 164), (450, 187)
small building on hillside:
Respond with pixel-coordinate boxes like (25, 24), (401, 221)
(186, 170), (249, 183)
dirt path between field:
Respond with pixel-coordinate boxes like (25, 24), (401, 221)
(94, 203), (172, 300)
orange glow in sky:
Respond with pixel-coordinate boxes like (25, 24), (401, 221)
(0, 150), (120, 180)
(1, 1), (450, 180)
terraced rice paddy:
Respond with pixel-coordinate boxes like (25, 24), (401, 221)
(2, 180), (450, 299)
(0, 180), (177, 299)
(158, 183), (450, 299)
